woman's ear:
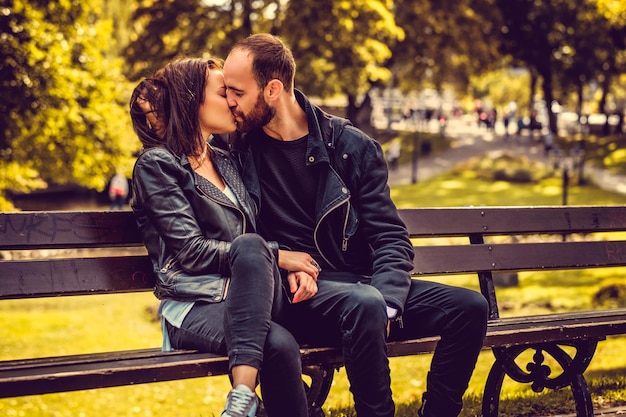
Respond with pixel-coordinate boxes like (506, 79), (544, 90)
(264, 79), (284, 102)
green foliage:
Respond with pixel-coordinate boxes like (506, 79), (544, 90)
(281, 0), (403, 121)
(595, 0), (626, 26)
(454, 151), (550, 183)
(392, 0), (502, 95)
(0, 0), (138, 210)
(557, 133), (626, 175)
(470, 68), (531, 113)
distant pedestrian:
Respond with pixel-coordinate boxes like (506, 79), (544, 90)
(108, 172), (129, 210)
(543, 132), (554, 157)
(439, 114), (447, 137)
(386, 139), (401, 171)
(516, 118), (525, 136)
(503, 114), (510, 138)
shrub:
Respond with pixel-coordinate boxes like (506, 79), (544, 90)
(593, 280), (626, 308)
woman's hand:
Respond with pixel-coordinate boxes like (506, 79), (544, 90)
(278, 250), (321, 281)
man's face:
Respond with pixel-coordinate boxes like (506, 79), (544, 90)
(224, 50), (275, 132)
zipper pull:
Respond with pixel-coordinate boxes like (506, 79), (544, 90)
(342, 237), (348, 251)
(161, 258), (175, 273)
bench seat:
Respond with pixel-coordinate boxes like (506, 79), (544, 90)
(2, 309), (625, 398)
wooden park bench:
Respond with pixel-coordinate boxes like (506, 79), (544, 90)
(1, 206), (626, 416)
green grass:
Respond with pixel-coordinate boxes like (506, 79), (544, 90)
(391, 169), (626, 208)
(2, 157), (626, 416)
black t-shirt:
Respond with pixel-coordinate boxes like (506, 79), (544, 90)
(256, 132), (323, 264)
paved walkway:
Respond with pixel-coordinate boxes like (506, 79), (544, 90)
(387, 117), (626, 196)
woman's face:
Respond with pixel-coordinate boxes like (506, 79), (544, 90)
(199, 70), (237, 137)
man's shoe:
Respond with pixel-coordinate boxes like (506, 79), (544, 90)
(221, 385), (258, 417)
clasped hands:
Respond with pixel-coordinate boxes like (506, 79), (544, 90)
(278, 249), (320, 303)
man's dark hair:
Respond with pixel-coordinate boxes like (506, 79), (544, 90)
(232, 34), (295, 92)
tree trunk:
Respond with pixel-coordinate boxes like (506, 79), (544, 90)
(529, 71), (538, 115)
(598, 75), (613, 135)
(541, 71), (557, 134)
(345, 94), (359, 126)
(576, 81), (584, 121)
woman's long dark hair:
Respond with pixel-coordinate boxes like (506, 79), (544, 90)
(129, 58), (222, 158)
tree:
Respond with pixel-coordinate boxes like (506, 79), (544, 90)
(280, 0), (403, 124)
(124, 0), (268, 81)
(391, 0), (502, 96)
(0, 0), (137, 210)
(495, 0), (626, 132)
(124, 0), (403, 126)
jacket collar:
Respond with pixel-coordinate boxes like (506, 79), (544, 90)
(293, 89), (352, 167)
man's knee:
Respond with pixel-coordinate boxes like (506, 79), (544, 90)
(455, 289), (489, 335)
(342, 284), (387, 329)
(466, 290), (489, 322)
(264, 324), (302, 366)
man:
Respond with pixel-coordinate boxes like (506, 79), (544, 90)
(223, 33), (488, 417)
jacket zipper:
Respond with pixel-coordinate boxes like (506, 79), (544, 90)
(160, 258), (177, 273)
(195, 184), (247, 233)
(314, 197), (350, 269)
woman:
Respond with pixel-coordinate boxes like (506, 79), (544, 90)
(128, 57), (318, 417)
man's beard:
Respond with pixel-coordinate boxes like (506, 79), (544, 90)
(235, 91), (275, 132)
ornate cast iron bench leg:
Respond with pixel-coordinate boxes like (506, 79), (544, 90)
(482, 339), (600, 417)
(303, 364), (336, 417)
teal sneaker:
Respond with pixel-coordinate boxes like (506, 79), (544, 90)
(221, 385), (258, 417)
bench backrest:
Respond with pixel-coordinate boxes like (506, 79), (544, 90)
(2, 206), (625, 319)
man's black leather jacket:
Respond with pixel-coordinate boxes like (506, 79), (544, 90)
(131, 144), (267, 302)
(227, 90), (415, 314)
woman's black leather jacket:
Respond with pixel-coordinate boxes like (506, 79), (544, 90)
(131, 144), (269, 301)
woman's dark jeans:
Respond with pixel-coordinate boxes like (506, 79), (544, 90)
(166, 233), (308, 417)
(286, 278), (489, 417)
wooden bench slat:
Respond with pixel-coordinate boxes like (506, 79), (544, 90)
(0, 350), (230, 398)
(0, 348), (172, 371)
(399, 206), (626, 236)
(2, 206), (624, 250)
(3, 240), (624, 298)
(412, 241), (626, 274)
(0, 211), (142, 249)
(0, 256), (155, 299)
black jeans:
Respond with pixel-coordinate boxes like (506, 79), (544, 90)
(166, 234), (308, 417)
(286, 277), (489, 417)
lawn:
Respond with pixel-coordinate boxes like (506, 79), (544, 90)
(2, 161), (626, 417)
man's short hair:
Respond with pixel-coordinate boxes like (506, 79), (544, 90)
(232, 33), (295, 92)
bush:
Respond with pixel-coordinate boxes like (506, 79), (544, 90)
(455, 151), (548, 183)
(593, 280), (626, 308)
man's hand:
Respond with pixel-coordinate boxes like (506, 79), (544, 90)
(278, 250), (321, 303)
(287, 271), (318, 303)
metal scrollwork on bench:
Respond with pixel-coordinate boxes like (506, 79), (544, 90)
(303, 364), (336, 417)
(482, 339), (600, 417)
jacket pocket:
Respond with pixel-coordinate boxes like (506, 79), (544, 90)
(155, 261), (229, 303)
